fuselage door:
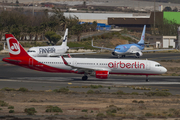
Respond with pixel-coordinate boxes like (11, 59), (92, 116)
(73, 61), (77, 66)
(146, 62), (151, 70)
(29, 58), (33, 67)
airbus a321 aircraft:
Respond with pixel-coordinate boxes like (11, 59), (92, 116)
(2, 34), (167, 82)
(92, 25), (173, 58)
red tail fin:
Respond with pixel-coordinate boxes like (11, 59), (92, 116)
(5, 34), (29, 57)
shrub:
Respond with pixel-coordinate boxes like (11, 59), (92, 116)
(0, 100), (8, 106)
(90, 85), (103, 89)
(108, 87), (111, 89)
(106, 112), (115, 117)
(145, 112), (152, 117)
(144, 91), (172, 96)
(116, 90), (126, 95)
(24, 107), (37, 115)
(45, 106), (63, 113)
(18, 87), (28, 92)
(29, 99), (38, 102)
(8, 106), (14, 109)
(82, 109), (88, 112)
(9, 110), (14, 113)
(138, 100), (144, 103)
(53, 88), (69, 93)
(106, 109), (117, 114)
(132, 100), (138, 103)
(0, 108), (2, 110)
(131, 92), (139, 95)
(87, 90), (94, 94)
(96, 113), (106, 118)
(0, 87), (16, 91)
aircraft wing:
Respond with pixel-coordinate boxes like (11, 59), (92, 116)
(91, 40), (114, 51)
(142, 49), (174, 52)
(63, 52), (96, 55)
(61, 56), (111, 72)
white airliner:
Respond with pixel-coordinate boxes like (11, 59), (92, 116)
(27, 29), (69, 57)
(27, 28), (95, 57)
(92, 25), (173, 58)
(2, 34), (167, 82)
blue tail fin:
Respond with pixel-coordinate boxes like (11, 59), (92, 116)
(138, 25), (146, 45)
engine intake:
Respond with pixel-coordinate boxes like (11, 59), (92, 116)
(135, 52), (143, 57)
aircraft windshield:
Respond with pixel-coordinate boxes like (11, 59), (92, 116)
(155, 64), (162, 67)
(115, 48), (121, 50)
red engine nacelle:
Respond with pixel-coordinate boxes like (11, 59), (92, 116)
(95, 71), (109, 79)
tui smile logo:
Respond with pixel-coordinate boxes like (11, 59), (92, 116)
(7, 37), (20, 55)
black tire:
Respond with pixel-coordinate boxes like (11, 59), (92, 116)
(82, 76), (88, 80)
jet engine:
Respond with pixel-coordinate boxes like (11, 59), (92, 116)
(90, 71), (109, 79)
(111, 52), (116, 56)
(135, 52), (143, 57)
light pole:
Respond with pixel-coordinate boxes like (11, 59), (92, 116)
(154, 0), (156, 34)
(32, 0), (34, 16)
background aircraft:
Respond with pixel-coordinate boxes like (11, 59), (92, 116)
(2, 34), (167, 82)
(27, 29), (69, 57)
(15, 28), (95, 57)
(92, 25), (173, 58)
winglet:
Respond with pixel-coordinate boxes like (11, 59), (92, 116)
(61, 56), (69, 65)
(3, 42), (5, 50)
(67, 54), (72, 58)
(91, 39), (94, 47)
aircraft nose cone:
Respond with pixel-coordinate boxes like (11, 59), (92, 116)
(162, 67), (167, 73)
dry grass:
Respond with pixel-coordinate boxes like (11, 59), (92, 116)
(0, 90), (180, 119)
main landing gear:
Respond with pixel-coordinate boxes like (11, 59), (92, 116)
(82, 75), (88, 80)
(117, 55), (125, 58)
(122, 55), (126, 58)
(146, 75), (149, 82)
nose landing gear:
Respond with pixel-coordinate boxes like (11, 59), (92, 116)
(146, 75), (149, 82)
(82, 75), (88, 80)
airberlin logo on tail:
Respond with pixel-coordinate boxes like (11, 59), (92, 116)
(7, 37), (20, 55)
(108, 61), (145, 69)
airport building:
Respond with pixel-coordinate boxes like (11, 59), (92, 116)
(63, 12), (180, 48)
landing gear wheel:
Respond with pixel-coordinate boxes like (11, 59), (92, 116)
(146, 75), (149, 82)
(82, 76), (88, 81)
(121, 55), (125, 58)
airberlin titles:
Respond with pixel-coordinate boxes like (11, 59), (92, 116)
(108, 61), (145, 69)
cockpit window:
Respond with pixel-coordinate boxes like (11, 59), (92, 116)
(155, 64), (162, 67)
(115, 48), (121, 50)
(27, 50), (36, 52)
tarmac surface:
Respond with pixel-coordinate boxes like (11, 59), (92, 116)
(0, 53), (180, 94)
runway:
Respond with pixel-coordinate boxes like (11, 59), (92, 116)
(0, 53), (180, 94)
